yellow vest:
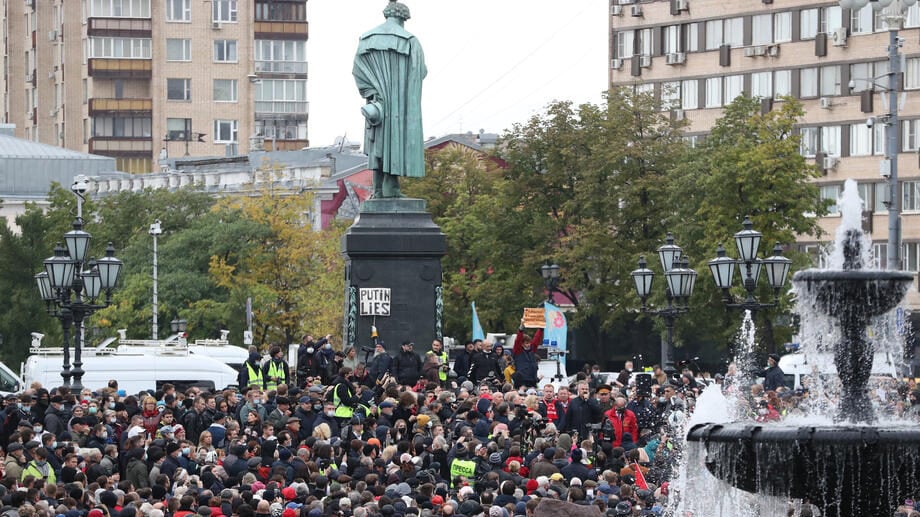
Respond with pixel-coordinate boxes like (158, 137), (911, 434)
(246, 363), (264, 389)
(265, 360), (285, 391)
(449, 457), (476, 487)
(333, 383), (354, 419)
(429, 350), (449, 381)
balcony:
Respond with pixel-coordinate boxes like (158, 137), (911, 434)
(88, 18), (151, 37)
(89, 136), (152, 157)
(264, 138), (309, 150)
(254, 20), (308, 40)
(89, 98), (152, 116)
(255, 60), (307, 75)
(88, 58), (151, 79)
(255, 101), (309, 115)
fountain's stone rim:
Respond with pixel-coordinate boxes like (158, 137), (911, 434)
(687, 422), (920, 443)
(793, 269), (915, 282)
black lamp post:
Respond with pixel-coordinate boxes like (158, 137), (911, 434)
(541, 263), (560, 303)
(631, 233), (698, 364)
(707, 216), (792, 311)
(34, 175), (122, 390)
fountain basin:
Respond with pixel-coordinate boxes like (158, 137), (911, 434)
(687, 423), (920, 516)
(793, 269), (914, 319)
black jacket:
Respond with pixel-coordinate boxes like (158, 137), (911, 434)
(470, 351), (499, 383)
(392, 351), (422, 385)
(759, 365), (787, 392)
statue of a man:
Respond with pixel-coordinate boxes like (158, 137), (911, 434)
(353, 0), (427, 199)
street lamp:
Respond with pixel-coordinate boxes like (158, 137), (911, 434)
(149, 220), (162, 340)
(631, 233), (698, 369)
(707, 216), (791, 311)
(840, 0), (913, 270)
(35, 175), (122, 390)
(541, 262), (560, 303)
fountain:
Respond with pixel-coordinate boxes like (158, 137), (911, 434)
(685, 180), (920, 516)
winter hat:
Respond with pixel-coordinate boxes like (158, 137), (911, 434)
(525, 479), (539, 495)
(488, 452), (502, 465)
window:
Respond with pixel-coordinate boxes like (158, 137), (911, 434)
(88, 37), (151, 58)
(902, 243), (920, 272)
(213, 79), (238, 102)
(214, 40), (238, 62)
(166, 0), (190, 21)
(752, 14), (773, 45)
(851, 5), (873, 34)
(90, 0), (150, 18)
(705, 77), (722, 108)
(751, 72), (772, 99)
(167, 78), (191, 101)
(212, 0), (237, 22)
(681, 79), (698, 109)
(254, 1), (306, 22)
(905, 58), (920, 90)
(214, 119), (238, 143)
(705, 20), (722, 50)
(820, 65), (841, 96)
(875, 182), (890, 212)
(255, 120), (307, 140)
(615, 31), (635, 58)
(903, 119), (920, 151)
(774, 12), (792, 42)
(904, 181), (920, 212)
(858, 183), (874, 213)
(661, 81), (680, 109)
(821, 126), (842, 157)
(873, 123), (885, 155)
(254, 39), (307, 74)
(800, 127), (818, 157)
(821, 6), (843, 34)
(167, 118), (191, 140)
(255, 79), (308, 113)
(166, 39), (191, 61)
(685, 23), (699, 52)
(906, 3), (920, 28)
(635, 83), (654, 96)
(664, 25), (681, 54)
(873, 243), (888, 269)
(637, 28), (652, 56)
(850, 62), (872, 92)
(801, 8), (819, 39)
(801, 67), (818, 98)
(775, 70), (792, 98)
(724, 75), (743, 104)
(850, 123), (872, 156)
(92, 116), (151, 137)
(724, 17), (743, 48)
(821, 184), (843, 215)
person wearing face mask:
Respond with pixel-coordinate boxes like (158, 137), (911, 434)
(30, 389), (50, 425)
(313, 401), (341, 438)
(21, 446), (56, 484)
(239, 351), (266, 390)
(297, 336), (324, 387)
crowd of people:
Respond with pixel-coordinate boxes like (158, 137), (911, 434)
(4, 323), (920, 517)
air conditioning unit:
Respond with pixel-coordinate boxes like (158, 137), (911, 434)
(639, 55), (652, 68)
(26, 73), (34, 83)
(744, 45), (767, 57)
(611, 4), (623, 15)
(47, 30), (58, 41)
(675, 0), (689, 11)
(631, 5), (643, 16)
(823, 156), (838, 170)
(767, 44), (780, 57)
(611, 58), (624, 70)
(665, 52), (686, 65)
(831, 27), (847, 47)
(619, 0), (636, 5)
(211, 21), (222, 29)
(819, 97), (833, 109)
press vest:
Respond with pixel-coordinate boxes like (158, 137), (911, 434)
(433, 350), (449, 381)
(449, 457), (477, 487)
(246, 362), (264, 389)
(265, 360), (285, 391)
(333, 384), (354, 419)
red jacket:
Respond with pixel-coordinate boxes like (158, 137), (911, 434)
(603, 407), (639, 448)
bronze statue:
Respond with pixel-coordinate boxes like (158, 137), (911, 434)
(353, 0), (427, 199)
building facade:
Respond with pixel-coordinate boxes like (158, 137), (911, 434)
(3, 0), (309, 174)
(609, 0), (920, 306)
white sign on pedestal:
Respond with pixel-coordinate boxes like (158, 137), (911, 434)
(360, 288), (391, 316)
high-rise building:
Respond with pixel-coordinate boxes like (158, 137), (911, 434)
(609, 0), (920, 306)
(3, 0), (309, 173)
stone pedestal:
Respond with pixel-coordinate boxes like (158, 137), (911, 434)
(341, 198), (446, 355)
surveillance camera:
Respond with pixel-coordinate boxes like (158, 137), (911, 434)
(149, 219), (162, 236)
(220, 329), (230, 341)
(71, 175), (90, 195)
(867, 117), (875, 129)
(848, 79), (856, 90)
(31, 333), (45, 347)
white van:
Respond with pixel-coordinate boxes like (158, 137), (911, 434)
(114, 333), (249, 371)
(23, 344), (240, 395)
(778, 351), (900, 390)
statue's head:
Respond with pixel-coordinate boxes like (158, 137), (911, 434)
(384, 0), (411, 21)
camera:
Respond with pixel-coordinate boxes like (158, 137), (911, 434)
(71, 175), (90, 195)
(866, 117), (875, 129)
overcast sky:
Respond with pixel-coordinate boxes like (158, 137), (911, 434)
(306, 1), (609, 147)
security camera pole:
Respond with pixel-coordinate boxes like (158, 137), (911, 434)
(149, 220), (163, 340)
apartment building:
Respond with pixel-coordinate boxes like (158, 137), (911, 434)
(609, 0), (920, 306)
(4, 0), (309, 173)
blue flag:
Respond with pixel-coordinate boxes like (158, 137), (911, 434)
(543, 302), (567, 353)
(471, 302), (485, 341)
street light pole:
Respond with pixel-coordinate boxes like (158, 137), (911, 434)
(149, 220), (162, 340)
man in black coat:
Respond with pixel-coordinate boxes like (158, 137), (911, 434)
(559, 382), (601, 440)
(367, 342), (393, 383)
(759, 353), (787, 392)
(452, 341), (476, 383)
(392, 341), (422, 386)
(470, 342), (500, 383)
(560, 448), (597, 481)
